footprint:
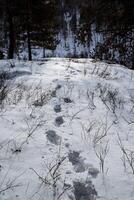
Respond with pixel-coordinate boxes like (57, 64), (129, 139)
(46, 130), (61, 145)
(55, 116), (64, 126)
(88, 165), (99, 178)
(63, 98), (72, 103)
(54, 105), (61, 113)
(68, 151), (86, 173)
(73, 180), (97, 200)
(55, 84), (62, 90)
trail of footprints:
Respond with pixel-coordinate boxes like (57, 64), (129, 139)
(45, 81), (99, 200)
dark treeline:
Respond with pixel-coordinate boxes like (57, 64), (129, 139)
(76, 0), (134, 69)
(0, 0), (60, 60)
(0, 0), (134, 69)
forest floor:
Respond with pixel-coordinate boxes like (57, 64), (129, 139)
(0, 58), (134, 200)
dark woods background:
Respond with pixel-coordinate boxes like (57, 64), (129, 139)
(0, 0), (134, 69)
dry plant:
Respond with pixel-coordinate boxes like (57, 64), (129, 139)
(94, 140), (109, 174)
(71, 106), (89, 121)
(30, 156), (72, 200)
(81, 120), (96, 142)
(6, 82), (27, 105)
(32, 90), (52, 107)
(86, 90), (96, 110)
(27, 83), (53, 107)
(9, 113), (46, 154)
(81, 118), (113, 148)
(91, 64), (111, 79)
(97, 83), (124, 114)
(117, 133), (134, 174)
(98, 66), (111, 79)
(0, 165), (24, 195)
(20, 114), (46, 147)
(7, 81), (53, 108)
(0, 177), (21, 194)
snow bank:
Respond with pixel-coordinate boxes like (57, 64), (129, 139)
(0, 58), (134, 200)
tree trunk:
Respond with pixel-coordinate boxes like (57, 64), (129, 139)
(27, 0), (32, 61)
(27, 27), (32, 61)
(43, 47), (45, 58)
(7, 13), (14, 59)
(132, 47), (134, 70)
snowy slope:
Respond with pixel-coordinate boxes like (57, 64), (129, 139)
(0, 58), (134, 200)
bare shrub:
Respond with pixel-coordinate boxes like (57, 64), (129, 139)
(6, 82), (26, 105)
(94, 140), (109, 174)
(97, 83), (124, 114)
(81, 118), (111, 173)
(33, 91), (52, 107)
(0, 166), (24, 195)
(86, 90), (96, 110)
(21, 114), (46, 145)
(30, 156), (72, 200)
(7, 113), (46, 154)
(0, 178), (20, 194)
(91, 65), (111, 79)
(117, 133), (134, 174)
(98, 66), (111, 79)
(26, 83), (53, 107)
(6, 81), (53, 107)
(81, 119), (112, 148)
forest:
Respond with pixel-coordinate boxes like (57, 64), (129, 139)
(0, 0), (134, 68)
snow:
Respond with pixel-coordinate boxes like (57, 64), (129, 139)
(0, 58), (134, 200)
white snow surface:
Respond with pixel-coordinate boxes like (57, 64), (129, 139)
(0, 58), (134, 200)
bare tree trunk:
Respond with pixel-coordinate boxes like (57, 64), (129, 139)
(27, 26), (32, 61)
(27, 0), (32, 61)
(43, 49), (45, 58)
(7, 11), (14, 59)
(132, 47), (134, 70)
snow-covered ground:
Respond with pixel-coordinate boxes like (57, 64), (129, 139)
(0, 58), (134, 200)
